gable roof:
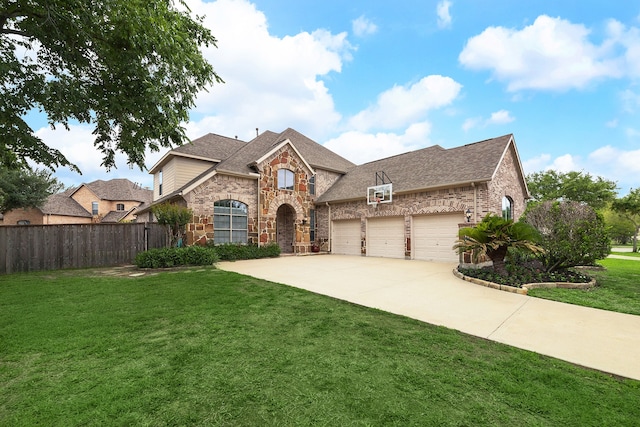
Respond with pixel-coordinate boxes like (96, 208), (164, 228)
(317, 134), (519, 203)
(40, 190), (92, 218)
(149, 133), (246, 173)
(74, 179), (153, 203)
(215, 128), (355, 176)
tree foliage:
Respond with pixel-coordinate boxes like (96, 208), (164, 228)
(152, 203), (193, 247)
(1, 0), (222, 171)
(526, 170), (617, 210)
(603, 209), (636, 245)
(454, 214), (544, 275)
(611, 188), (640, 252)
(0, 166), (64, 214)
(523, 201), (611, 271)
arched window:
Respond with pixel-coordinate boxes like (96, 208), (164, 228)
(278, 169), (295, 190)
(214, 200), (248, 244)
(502, 196), (513, 220)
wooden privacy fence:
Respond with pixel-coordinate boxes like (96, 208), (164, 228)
(0, 223), (169, 274)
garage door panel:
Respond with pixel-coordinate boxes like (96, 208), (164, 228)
(332, 220), (361, 255)
(367, 217), (405, 259)
(413, 214), (459, 262)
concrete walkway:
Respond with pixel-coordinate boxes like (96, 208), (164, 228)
(218, 255), (640, 381)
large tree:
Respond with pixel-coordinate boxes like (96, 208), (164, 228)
(526, 170), (617, 210)
(1, 0), (221, 172)
(611, 188), (640, 252)
(0, 166), (64, 214)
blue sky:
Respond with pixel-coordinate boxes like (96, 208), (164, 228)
(36, 0), (640, 195)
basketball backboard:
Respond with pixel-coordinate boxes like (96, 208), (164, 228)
(367, 183), (393, 205)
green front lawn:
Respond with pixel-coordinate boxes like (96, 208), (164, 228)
(528, 258), (640, 315)
(1, 268), (639, 426)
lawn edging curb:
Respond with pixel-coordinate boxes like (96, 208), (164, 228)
(452, 268), (597, 295)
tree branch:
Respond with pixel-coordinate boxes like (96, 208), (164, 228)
(0, 28), (30, 37)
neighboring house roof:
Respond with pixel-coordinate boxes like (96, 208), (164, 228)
(149, 133), (247, 173)
(40, 191), (92, 218)
(101, 207), (137, 223)
(317, 134), (520, 203)
(75, 179), (153, 204)
(38, 178), (152, 219)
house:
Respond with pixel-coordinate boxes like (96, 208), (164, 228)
(1, 178), (152, 225)
(140, 128), (529, 262)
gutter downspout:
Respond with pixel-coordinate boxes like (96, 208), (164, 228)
(326, 202), (331, 253)
(472, 182), (477, 223)
(257, 177), (261, 248)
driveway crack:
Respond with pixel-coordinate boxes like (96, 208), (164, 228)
(486, 297), (531, 339)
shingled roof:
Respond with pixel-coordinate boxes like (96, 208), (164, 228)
(40, 191), (92, 218)
(215, 128), (355, 175)
(316, 134), (517, 203)
(77, 179), (153, 204)
(149, 133), (246, 173)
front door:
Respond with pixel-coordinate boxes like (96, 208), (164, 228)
(276, 204), (295, 253)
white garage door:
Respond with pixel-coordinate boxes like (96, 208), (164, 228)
(332, 219), (361, 255)
(367, 217), (405, 259)
(413, 214), (460, 262)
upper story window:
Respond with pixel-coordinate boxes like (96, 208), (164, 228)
(158, 170), (163, 196)
(214, 200), (248, 244)
(502, 196), (513, 220)
(116, 203), (125, 211)
(278, 169), (294, 191)
(92, 201), (99, 216)
(309, 175), (316, 195)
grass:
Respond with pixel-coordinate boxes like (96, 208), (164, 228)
(1, 268), (639, 426)
(610, 251), (640, 258)
(528, 258), (640, 316)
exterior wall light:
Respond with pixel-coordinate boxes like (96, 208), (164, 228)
(465, 208), (472, 222)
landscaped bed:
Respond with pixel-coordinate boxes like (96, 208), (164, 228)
(455, 264), (596, 294)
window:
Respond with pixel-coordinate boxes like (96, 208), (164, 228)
(278, 169), (295, 190)
(309, 209), (316, 242)
(158, 170), (163, 196)
(502, 196), (513, 220)
(17, 220), (30, 225)
(92, 201), (99, 216)
(214, 200), (248, 244)
(116, 203), (125, 211)
(309, 175), (316, 195)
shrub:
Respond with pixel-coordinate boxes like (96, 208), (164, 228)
(523, 201), (611, 271)
(135, 246), (219, 268)
(207, 242), (281, 261)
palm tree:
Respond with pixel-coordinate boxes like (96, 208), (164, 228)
(454, 214), (544, 275)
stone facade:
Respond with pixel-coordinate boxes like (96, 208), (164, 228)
(257, 145), (315, 254)
(184, 174), (258, 246)
(487, 144), (528, 219)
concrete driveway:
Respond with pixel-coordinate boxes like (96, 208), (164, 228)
(218, 254), (640, 381)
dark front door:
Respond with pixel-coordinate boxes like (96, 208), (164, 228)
(276, 204), (295, 253)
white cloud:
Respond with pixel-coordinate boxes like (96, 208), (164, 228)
(459, 15), (625, 91)
(462, 117), (481, 131)
(621, 88), (640, 113)
(522, 153), (552, 174)
(524, 145), (640, 193)
(34, 125), (162, 189)
(352, 15), (378, 37)
(348, 75), (462, 131)
(185, 0), (354, 140)
(606, 119), (619, 128)
(436, 1), (453, 29)
(462, 110), (514, 130)
(323, 122), (432, 164)
(487, 109), (515, 124)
